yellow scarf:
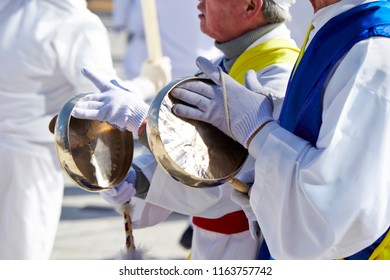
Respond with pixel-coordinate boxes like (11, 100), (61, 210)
(229, 37), (299, 84)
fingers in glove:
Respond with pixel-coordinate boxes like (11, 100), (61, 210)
(100, 183), (135, 206)
(72, 95), (110, 120)
(82, 67), (113, 92)
(171, 85), (213, 123)
(72, 107), (103, 120)
(195, 56), (223, 86)
(74, 99), (105, 110)
(100, 168), (136, 206)
(171, 102), (207, 122)
(71, 93), (105, 119)
(244, 70), (263, 93)
(170, 87), (211, 111)
(175, 79), (217, 99)
(77, 92), (106, 103)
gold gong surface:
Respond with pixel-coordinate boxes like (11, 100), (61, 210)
(54, 93), (133, 192)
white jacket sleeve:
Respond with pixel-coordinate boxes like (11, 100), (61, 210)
(129, 152), (174, 228)
(53, 11), (116, 94)
(131, 148), (244, 225)
(144, 158), (257, 219)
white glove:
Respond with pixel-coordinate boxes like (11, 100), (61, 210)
(171, 56), (274, 148)
(71, 68), (149, 137)
(140, 56), (172, 91)
(231, 169), (261, 240)
(100, 168), (137, 206)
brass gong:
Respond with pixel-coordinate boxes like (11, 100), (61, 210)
(52, 93), (134, 192)
(147, 77), (249, 188)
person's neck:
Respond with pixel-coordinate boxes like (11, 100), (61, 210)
(215, 23), (280, 72)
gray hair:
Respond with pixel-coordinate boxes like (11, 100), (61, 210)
(262, 0), (291, 24)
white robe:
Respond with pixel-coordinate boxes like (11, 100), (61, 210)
(0, 0), (116, 259)
(248, 0), (390, 260)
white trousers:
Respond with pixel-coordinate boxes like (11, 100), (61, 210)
(190, 225), (260, 260)
(0, 141), (64, 259)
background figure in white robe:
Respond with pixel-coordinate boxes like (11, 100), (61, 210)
(112, 0), (220, 81)
(0, 0), (171, 259)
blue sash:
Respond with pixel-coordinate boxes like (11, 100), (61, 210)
(260, 1), (390, 260)
(279, 1), (390, 144)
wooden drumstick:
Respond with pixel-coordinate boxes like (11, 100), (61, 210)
(140, 0), (162, 62)
(122, 202), (136, 253)
(118, 202), (143, 259)
(229, 178), (250, 194)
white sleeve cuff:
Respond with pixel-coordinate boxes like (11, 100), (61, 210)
(248, 121), (280, 158)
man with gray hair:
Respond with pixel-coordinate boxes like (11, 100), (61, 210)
(72, 0), (300, 259)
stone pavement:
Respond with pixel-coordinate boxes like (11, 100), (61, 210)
(49, 11), (191, 260)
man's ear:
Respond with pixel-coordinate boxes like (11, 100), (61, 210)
(244, 0), (263, 20)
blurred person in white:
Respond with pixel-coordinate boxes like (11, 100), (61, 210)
(72, 0), (300, 259)
(0, 0), (171, 259)
(112, 0), (220, 81)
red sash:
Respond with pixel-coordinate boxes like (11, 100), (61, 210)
(192, 210), (249, 234)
